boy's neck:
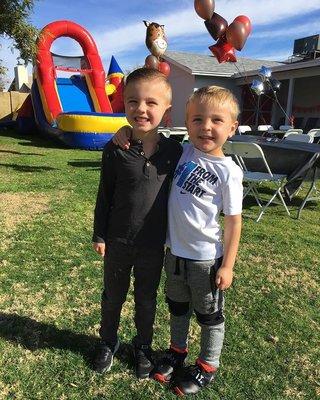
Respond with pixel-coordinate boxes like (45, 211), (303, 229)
(132, 128), (160, 143)
(193, 143), (225, 158)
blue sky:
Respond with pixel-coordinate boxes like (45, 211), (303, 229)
(1, 0), (320, 87)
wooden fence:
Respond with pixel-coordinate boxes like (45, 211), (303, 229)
(0, 91), (29, 121)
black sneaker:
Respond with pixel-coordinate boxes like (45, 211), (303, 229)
(133, 344), (154, 379)
(152, 348), (187, 384)
(92, 340), (119, 373)
(172, 363), (216, 396)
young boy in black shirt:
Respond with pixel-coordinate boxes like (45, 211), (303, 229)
(92, 68), (182, 378)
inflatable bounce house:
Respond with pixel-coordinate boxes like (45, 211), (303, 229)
(31, 20), (127, 149)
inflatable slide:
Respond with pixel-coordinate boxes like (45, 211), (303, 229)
(31, 20), (127, 150)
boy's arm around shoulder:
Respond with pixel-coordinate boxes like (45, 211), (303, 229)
(92, 141), (117, 251)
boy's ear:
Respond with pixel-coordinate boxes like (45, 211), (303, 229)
(162, 106), (172, 125)
(164, 105), (172, 116)
(228, 121), (239, 138)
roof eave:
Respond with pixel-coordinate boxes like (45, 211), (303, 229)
(233, 58), (320, 80)
(192, 70), (233, 77)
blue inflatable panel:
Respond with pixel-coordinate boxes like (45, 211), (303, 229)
(31, 81), (115, 149)
(56, 76), (95, 112)
(60, 131), (113, 150)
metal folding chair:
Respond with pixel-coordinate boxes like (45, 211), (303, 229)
(284, 128), (303, 135)
(296, 168), (319, 218)
(161, 127), (188, 142)
(284, 133), (313, 143)
(226, 141), (290, 222)
(279, 125), (293, 131)
(238, 125), (252, 135)
(258, 125), (273, 131)
(307, 129), (320, 143)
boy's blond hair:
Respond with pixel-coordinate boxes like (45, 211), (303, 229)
(124, 67), (172, 103)
(186, 86), (240, 121)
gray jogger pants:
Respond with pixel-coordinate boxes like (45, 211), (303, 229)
(164, 249), (225, 368)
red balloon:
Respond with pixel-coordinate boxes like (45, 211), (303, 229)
(204, 12), (228, 41)
(158, 61), (170, 76)
(194, 0), (215, 20)
(226, 21), (248, 51)
(145, 54), (159, 69)
(209, 38), (237, 63)
(234, 15), (252, 34)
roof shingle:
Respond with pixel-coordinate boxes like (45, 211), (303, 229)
(163, 51), (283, 77)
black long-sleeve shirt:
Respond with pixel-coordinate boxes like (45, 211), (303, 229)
(93, 135), (182, 248)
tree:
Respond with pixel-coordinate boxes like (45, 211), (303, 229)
(0, 62), (8, 91)
(0, 0), (39, 85)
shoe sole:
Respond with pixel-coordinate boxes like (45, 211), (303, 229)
(172, 386), (185, 396)
(136, 372), (151, 379)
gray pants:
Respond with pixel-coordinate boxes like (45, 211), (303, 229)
(165, 249), (225, 368)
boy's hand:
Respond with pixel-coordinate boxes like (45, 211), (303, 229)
(93, 242), (106, 257)
(215, 266), (233, 290)
(112, 125), (132, 150)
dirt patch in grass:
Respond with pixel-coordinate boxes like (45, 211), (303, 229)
(0, 192), (50, 232)
(0, 192), (50, 250)
(266, 266), (319, 290)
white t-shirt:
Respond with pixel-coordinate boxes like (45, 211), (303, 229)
(166, 144), (243, 260)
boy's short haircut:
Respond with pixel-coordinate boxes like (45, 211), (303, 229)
(187, 85), (240, 121)
(124, 67), (172, 103)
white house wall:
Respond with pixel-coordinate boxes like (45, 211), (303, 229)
(168, 63), (195, 127)
(195, 76), (242, 103)
(168, 68), (242, 127)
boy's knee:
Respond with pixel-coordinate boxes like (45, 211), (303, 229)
(195, 309), (224, 326)
(166, 296), (189, 316)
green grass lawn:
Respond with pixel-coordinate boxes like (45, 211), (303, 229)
(0, 129), (319, 400)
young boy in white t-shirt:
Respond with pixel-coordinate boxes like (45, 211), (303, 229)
(152, 86), (243, 396)
(113, 85), (243, 396)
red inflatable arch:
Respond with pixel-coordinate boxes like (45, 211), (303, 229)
(35, 20), (112, 121)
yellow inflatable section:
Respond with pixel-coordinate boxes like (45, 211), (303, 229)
(57, 113), (128, 133)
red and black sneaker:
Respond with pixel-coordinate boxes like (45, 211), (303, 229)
(172, 362), (216, 396)
(152, 348), (187, 384)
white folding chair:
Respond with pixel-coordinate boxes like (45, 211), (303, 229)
(283, 129), (303, 138)
(238, 125), (252, 134)
(227, 141), (290, 222)
(279, 125), (293, 131)
(284, 133), (313, 143)
(307, 129), (320, 141)
(258, 125), (273, 131)
(158, 128), (171, 138)
(168, 127), (188, 143)
(296, 167), (320, 218)
(284, 128), (303, 135)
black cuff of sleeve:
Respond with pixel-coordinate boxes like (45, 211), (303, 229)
(92, 234), (105, 243)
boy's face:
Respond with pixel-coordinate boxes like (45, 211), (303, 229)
(186, 99), (238, 157)
(124, 79), (171, 135)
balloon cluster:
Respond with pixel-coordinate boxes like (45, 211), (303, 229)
(143, 20), (170, 76)
(251, 66), (281, 96)
(194, 0), (251, 63)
